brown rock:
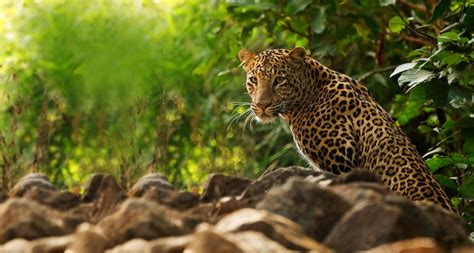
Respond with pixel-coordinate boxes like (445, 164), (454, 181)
(0, 198), (72, 244)
(24, 187), (81, 210)
(214, 208), (334, 252)
(97, 198), (187, 248)
(241, 166), (334, 200)
(257, 177), (351, 241)
(0, 188), (7, 203)
(82, 173), (124, 202)
(143, 187), (199, 210)
(185, 229), (244, 253)
(453, 244), (474, 253)
(418, 204), (470, 249)
(30, 235), (73, 253)
(364, 237), (444, 253)
(330, 169), (382, 185)
(227, 231), (293, 253)
(323, 201), (437, 253)
(128, 173), (174, 197)
(67, 223), (107, 253)
(82, 173), (126, 221)
(147, 235), (193, 253)
(109, 238), (149, 253)
(9, 173), (55, 197)
(200, 173), (253, 202)
(0, 239), (31, 252)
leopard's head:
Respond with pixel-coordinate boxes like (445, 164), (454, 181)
(238, 47), (308, 123)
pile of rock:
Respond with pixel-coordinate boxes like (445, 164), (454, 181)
(0, 167), (472, 253)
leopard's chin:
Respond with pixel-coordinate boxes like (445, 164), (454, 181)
(256, 114), (277, 123)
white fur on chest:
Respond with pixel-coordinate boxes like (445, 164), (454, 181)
(291, 128), (322, 171)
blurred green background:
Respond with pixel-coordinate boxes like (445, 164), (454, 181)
(0, 0), (473, 226)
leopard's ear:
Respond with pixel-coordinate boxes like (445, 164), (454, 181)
(288, 47), (306, 62)
(238, 49), (255, 71)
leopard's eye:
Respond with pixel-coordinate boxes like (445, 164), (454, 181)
(275, 76), (285, 84)
(249, 76), (258, 84)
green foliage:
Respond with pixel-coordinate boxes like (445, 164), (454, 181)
(389, 0), (474, 227)
(0, 0), (473, 228)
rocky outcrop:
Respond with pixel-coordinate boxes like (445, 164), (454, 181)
(0, 169), (471, 252)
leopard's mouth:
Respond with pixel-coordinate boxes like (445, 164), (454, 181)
(253, 106), (280, 123)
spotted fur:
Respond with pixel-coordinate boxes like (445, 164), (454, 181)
(238, 47), (455, 212)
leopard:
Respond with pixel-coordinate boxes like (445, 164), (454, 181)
(238, 47), (455, 212)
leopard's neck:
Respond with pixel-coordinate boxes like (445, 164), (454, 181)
(281, 59), (343, 124)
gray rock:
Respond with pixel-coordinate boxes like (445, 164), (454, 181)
(418, 203), (470, 249)
(200, 173), (253, 202)
(324, 201), (437, 253)
(257, 177), (351, 241)
(242, 166), (333, 200)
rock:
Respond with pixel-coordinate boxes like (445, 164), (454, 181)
(241, 166), (333, 200)
(213, 196), (253, 217)
(67, 223), (107, 253)
(329, 169), (382, 185)
(147, 235), (193, 253)
(82, 173), (126, 221)
(0, 198), (73, 244)
(214, 208), (334, 252)
(97, 198), (187, 248)
(328, 181), (395, 206)
(257, 177), (351, 241)
(227, 231), (293, 253)
(24, 187), (81, 210)
(453, 244), (474, 253)
(82, 173), (125, 202)
(30, 235), (73, 253)
(185, 229), (244, 253)
(364, 237), (444, 253)
(128, 173), (174, 197)
(418, 204), (470, 249)
(0, 239), (31, 252)
(0, 188), (7, 203)
(323, 201), (437, 253)
(9, 173), (55, 197)
(109, 239), (149, 253)
(200, 173), (253, 202)
(143, 187), (199, 210)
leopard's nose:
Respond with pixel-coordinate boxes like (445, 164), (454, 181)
(256, 101), (271, 110)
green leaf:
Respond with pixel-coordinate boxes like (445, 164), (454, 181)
(461, 129), (474, 155)
(286, 0), (312, 15)
(398, 69), (435, 88)
(431, 0), (451, 22)
(437, 32), (461, 42)
(390, 62), (417, 77)
(459, 182), (474, 199)
(311, 7), (326, 34)
(434, 174), (458, 190)
(440, 52), (463, 66)
(379, 0), (396, 6)
(388, 16), (406, 34)
(426, 154), (474, 172)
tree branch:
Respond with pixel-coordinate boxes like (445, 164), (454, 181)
(357, 65), (398, 82)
